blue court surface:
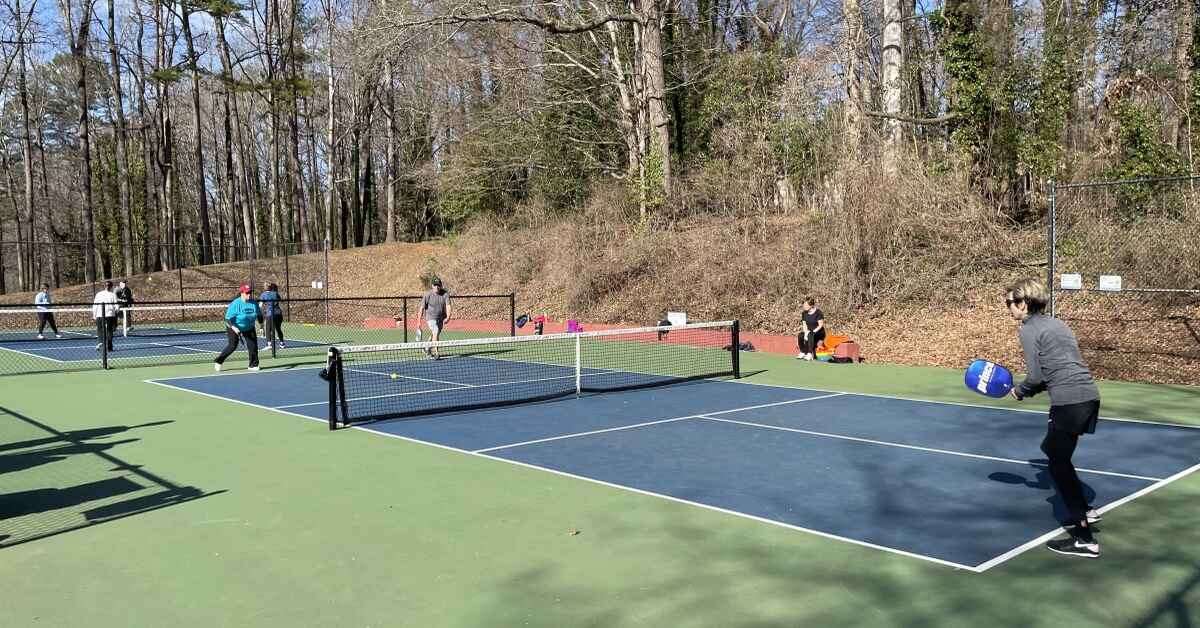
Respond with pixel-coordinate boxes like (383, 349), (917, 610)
(0, 328), (324, 362)
(147, 367), (1200, 571)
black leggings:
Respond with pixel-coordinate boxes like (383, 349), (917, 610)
(95, 317), (117, 350)
(798, 329), (826, 355)
(215, 327), (259, 367)
(38, 312), (59, 334)
(1040, 425), (1088, 521)
(266, 314), (284, 344)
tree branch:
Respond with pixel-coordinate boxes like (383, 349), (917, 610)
(392, 10), (642, 33)
(865, 110), (959, 125)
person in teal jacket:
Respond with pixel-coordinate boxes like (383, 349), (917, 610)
(214, 284), (263, 372)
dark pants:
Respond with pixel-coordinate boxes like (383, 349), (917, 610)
(95, 317), (116, 350)
(1040, 424), (1089, 523)
(266, 313), (284, 344)
(37, 312), (59, 335)
(215, 327), (259, 367)
(798, 329), (826, 355)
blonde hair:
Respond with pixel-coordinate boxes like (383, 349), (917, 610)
(1009, 278), (1048, 313)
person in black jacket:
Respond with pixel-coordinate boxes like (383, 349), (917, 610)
(116, 281), (135, 332)
(796, 298), (825, 361)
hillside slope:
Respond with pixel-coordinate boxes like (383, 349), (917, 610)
(2, 224), (1195, 385)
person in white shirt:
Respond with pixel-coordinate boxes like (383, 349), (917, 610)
(92, 281), (120, 352)
(35, 283), (63, 339)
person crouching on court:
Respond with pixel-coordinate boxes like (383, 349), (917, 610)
(214, 284), (262, 372)
(1006, 278), (1102, 558)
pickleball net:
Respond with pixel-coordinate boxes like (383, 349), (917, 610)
(325, 320), (740, 428)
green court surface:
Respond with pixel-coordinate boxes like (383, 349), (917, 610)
(2, 350), (1199, 627)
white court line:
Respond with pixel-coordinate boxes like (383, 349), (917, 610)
(475, 393), (847, 453)
(146, 375), (1200, 572)
(730, 377), (1200, 430)
(0, 344), (71, 363)
(974, 459), (1200, 571)
(698, 415), (1164, 482)
(144, 379), (975, 571)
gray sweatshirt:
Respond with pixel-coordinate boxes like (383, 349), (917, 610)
(1017, 314), (1100, 405)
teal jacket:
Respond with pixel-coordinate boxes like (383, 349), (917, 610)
(225, 298), (261, 332)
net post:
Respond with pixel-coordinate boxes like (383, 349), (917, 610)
(575, 333), (582, 395)
(731, 320), (741, 378)
(327, 347), (340, 430)
(509, 294), (516, 337)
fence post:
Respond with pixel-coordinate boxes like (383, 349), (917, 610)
(177, 265), (185, 320)
(402, 297), (409, 343)
(509, 294), (516, 336)
(323, 238), (331, 324)
(1047, 180), (1057, 317)
(284, 247), (291, 321)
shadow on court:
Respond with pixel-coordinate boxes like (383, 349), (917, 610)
(0, 406), (224, 549)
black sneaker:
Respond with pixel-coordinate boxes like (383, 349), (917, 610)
(1046, 536), (1100, 558)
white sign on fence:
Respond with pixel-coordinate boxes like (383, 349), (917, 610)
(1060, 273), (1082, 290)
(1098, 275), (1122, 292)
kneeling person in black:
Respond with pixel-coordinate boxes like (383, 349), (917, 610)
(215, 284), (262, 372)
(797, 298), (825, 361)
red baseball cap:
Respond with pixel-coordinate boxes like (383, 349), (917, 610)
(239, 283), (252, 294)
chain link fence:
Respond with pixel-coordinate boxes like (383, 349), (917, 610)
(0, 294), (516, 376)
(1048, 175), (1200, 384)
(0, 241), (330, 305)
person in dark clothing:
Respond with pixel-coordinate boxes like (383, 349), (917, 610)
(115, 281), (134, 331)
(214, 284), (262, 372)
(1007, 277), (1102, 559)
(259, 283), (285, 349)
(796, 298), (825, 361)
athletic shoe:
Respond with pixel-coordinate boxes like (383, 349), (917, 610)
(279, 342), (286, 348)
(55, 334), (63, 338)
(248, 366), (260, 372)
(214, 362), (222, 372)
(1086, 509), (1102, 523)
(1046, 536), (1100, 558)
(37, 334), (44, 340)
(96, 343), (102, 350)
(265, 343), (273, 350)
(796, 353), (804, 359)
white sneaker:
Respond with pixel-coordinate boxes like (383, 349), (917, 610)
(55, 334), (63, 338)
(96, 343), (102, 350)
(248, 366), (260, 372)
(265, 343), (273, 350)
(1086, 509), (1102, 524)
(37, 334), (44, 340)
(214, 362), (222, 372)
(796, 353), (804, 359)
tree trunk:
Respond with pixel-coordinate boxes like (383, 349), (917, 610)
(107, 0), (134, 277)
(1171, 0), (1195, 156)
(881, 0), (904, 167)
(14, 0), (36, 290)
(60, 0), (99, 283)
(157, 0), (177, 270)
(180, 8), (213, 264)
(324, 0), (337, 248)
(640, 0), (672, 201)
(215, 15), (250, 259)
(385, 62), (397, 243)
(842, 0), (867, 154)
